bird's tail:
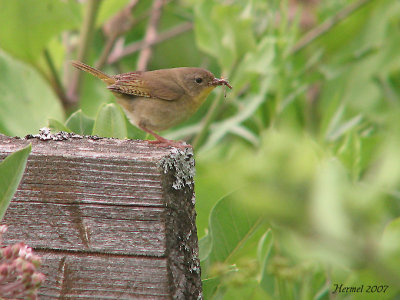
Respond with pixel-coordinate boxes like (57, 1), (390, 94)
(70, 60), (115, 85)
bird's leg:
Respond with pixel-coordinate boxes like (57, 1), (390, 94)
(139, 125), (192, 149)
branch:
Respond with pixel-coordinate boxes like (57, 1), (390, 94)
(136, 0), (165, 71)
(107, 22), (193, 65)
(43, 49), (69, 109)
(66, 0), (102, 109)
(291, 0), (373, 54)
(192, 89), (225, 149)
(96, 0), (140, 69)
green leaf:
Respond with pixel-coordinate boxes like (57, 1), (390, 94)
(202, 277), (224, 300)
(205, 195), (263, 266)
(199, 233), (212, 262)
(0, 144), (31, 220)
(381, 217), (400, 257)
(337, 132), (362, 180)
(326, 114), (363, 142)
(92, 103), (127, 139)
(194, 1), (225, 65)
(65, 110), (95, 135)
(310, 159), (351, 245)
(202, 81), (270, 151)
(79, 68), (111, 118)
(222, 279), (269, 300)
(0, 0), (79, 63)
(96, 0), (131, 26)
(258, 230), (275, 296)
(0, 50), (65, 137)
(257, 230), (273, 263)
(195, 1), (256, 70)
(48, 119), (72, 133)
(228, 124), (260, 147)
(230, 36), (276, 93)
(200, 195), (266, 298)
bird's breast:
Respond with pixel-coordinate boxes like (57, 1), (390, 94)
(115, 86), (215, 132)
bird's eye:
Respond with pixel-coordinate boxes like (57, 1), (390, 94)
(195, 77), (203, 84)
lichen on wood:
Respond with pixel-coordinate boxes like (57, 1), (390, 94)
(159, 147), (195, 190)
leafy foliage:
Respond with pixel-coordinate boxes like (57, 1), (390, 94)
(0, 144), (31, 220)
(0, 51), (64, 136)
(0, 0), (79, 63)
(92, 103), (127, 138)
(1, 0), (400, 298)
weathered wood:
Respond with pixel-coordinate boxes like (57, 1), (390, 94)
(38, 252), (169, 299)
(0, 133), (201, 299)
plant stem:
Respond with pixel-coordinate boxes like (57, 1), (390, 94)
(107, 22), (193, 65)
(292, 0), (374, 54)
(192, 88), (225, 149)
(66, 0), (102, 109)
(43, 49), (68, 109)
(137, 0), (165, 71)
(95, 0), (141, 69)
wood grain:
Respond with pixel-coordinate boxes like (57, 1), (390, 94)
(0, 134), (202, 299)
(38, 252), (169, 299)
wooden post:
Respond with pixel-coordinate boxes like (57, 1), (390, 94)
(0, 132), (201, 299)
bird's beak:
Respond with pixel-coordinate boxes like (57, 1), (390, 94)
(211, 77), (232, 89)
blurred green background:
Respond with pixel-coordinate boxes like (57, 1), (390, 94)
(1, 0), (400, 299)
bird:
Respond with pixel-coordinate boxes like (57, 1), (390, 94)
(71, 61), (232, 148)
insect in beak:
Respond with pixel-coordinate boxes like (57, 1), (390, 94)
(211, 77), (232, 89)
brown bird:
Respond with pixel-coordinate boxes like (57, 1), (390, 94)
(71, 61), (232, 148)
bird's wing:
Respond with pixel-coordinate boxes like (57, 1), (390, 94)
(108, 72), (152, 97)
(108, 71), (184, 101)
